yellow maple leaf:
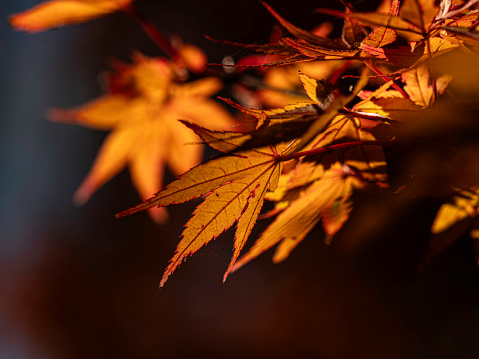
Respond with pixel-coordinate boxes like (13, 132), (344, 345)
(50, 52), (234, 223)
(402, 64), (452, 107)
(9, 0), (134, 33)
(258, 61), (343, 108)
(354, 81), (422, 122)
(419, 187), (479, 270)
(432, 188), (479, 235)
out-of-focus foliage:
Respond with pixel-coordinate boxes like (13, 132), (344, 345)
(50, 51), (234, 223)
(9, 0), (136, 32)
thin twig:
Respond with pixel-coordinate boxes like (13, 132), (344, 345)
(122, 4), (177, 59)
(364, 59), (409, 98)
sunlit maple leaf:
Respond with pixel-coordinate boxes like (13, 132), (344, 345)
(432, 188), (479, 235)
(230, 108), (389, 269)
(399, 0), (439, 34)
(117, 143), (290, 286)
(261, 1), (349, 52)
(258, 61), (343, 108)
(401, 64), (452, 107)
(219, 71), (341, 135)
(232, 162), (375, 270)
(418, 187), (479, 270)
(50, 52), (234, 223)
(318, 8), (422, 37)
(9, 0), (134, 33)
(354, 81), (422, 122)
(361, 0), (400, 51)
(361, 31), (459, 70)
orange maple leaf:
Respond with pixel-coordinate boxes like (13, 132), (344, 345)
(232, 162), (366, 269)
(361, 0), (399, 50)
(50, 52), (234, 223)
(230, 111), (388, 269)
(9, 0), (135, 33)
(117, 143), (289, 286)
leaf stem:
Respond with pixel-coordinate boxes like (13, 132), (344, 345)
(278, 139), (395, 161)
(364, 59), (409, 99)
(122, 4), (177, 59)
(425, 36), (437, 103)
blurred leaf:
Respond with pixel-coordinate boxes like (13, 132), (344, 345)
(52, 53), (234, 223)
(9, 0), (135, 32)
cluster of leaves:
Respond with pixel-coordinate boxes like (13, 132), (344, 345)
(10, 0), (479, 287)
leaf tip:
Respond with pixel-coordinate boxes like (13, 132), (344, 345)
(8, 13), (32, 33)
(73, 190), (89, 206)
(148, 207), (169, 225)
(159, 275), (169, 288)
(73, 177), (98, 206)
(47, 108), (78, 124)
(222, 266), (233, 283)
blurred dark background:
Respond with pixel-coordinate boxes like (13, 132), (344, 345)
(1, 1), (479, 358)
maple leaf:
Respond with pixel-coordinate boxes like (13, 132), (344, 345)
(217, 70), (340, 136)
(399, 0), (439, 34)
(432, 188), (479, 235)
(117, 143), (289, 286)
(231, 163), (357, 269)
(258, 61), (344, 108)
(232, 157), (384, 271)
(50, 52), (234, 223)
(341, 6), (368, 48)
(261, 1), (349, 52)
(230, 106), (389, 269)
(354, 81), (422, 122)
(318, 8), (423, 36)
(418, 187), (479, 270)
(215, 70), (361, 154)
(401, 64), (452, 107)
(363, 36), (458, 69)
(9, 0), (135, 33)
(361, 0), (400, 50)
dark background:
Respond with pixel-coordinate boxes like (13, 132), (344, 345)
(1, 1), (479, 358)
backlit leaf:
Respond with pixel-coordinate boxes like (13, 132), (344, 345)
(233, 162), (365, 270)
(9, 0), (134, 33)
(361, 0), (400, 49)
(262, 2), (349, 50)
(53, 52), (234, 222)
(402, 64), (452, 107)
(399, 0), (439, 32)
(420, 187), (479, 270)
(318, 8), (422, 34)
(283, 38), (360, 59)
(141, 144), (286, 287)
(116, 152), (276, 217)
(432, 188), (479, 235)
